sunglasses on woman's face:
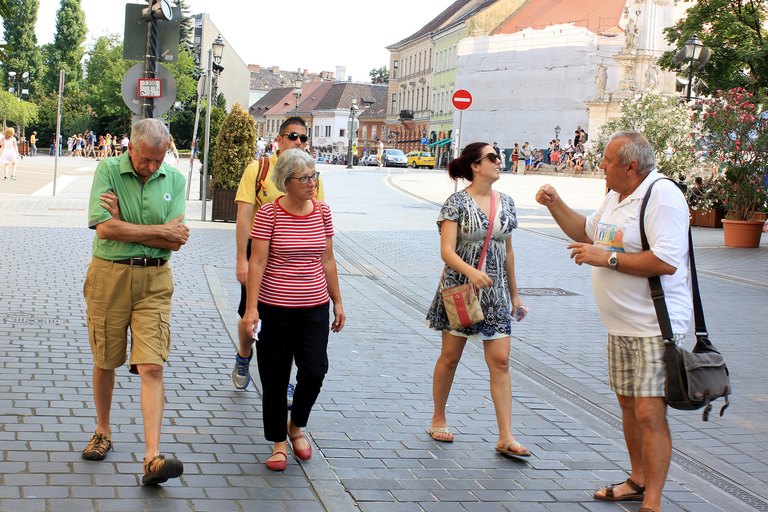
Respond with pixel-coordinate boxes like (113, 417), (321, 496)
(283, 132), (309, 143)
(476, 153), (501, 164)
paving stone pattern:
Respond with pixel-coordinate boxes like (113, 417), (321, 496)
(0, 158), (766, 512)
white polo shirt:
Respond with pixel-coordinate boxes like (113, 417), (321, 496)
(585, 170), (692, 336)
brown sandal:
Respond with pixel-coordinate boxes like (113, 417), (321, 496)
(594, 477), (645, 501)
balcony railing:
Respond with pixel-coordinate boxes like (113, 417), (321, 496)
(399, 110), (414, 120)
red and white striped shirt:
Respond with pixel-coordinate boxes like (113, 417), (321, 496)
(250, 198), (334, 307)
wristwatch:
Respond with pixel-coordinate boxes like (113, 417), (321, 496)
(608, 252), (619, 270)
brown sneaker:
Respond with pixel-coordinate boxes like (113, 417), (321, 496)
(142, 454), (183, 485)
(82, 432), (112, 460)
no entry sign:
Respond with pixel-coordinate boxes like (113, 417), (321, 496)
(452, 89), (472, 110)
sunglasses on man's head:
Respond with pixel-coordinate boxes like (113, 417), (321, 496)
(476, 153), (501, 164)
(283, 132), (309, 143)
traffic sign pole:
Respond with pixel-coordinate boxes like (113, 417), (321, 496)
(451, 90), (472, 193)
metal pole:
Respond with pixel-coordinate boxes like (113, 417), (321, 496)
(686, 54), (695, 102)
(454, 110), (463, 193)
(346, 109), (353, 169)
(186, 74), (206, 200)
(201, 48), (213, 221)
(53, 70), (65, 196)
(142, 2), (158, 119)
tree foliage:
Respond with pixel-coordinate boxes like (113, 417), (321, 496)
(369, 66), (389, 84)
(42, 0), (87, 94)
(0, 89), (38, 126)
(1, 0), (44, 98)
(212, 102), (256, 189)
(587, 92), (702, 179)
(85, 35), (133, 136)
(660, 0), (768, 93)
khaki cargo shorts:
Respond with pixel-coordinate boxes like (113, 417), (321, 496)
(84, 257), (174, 374)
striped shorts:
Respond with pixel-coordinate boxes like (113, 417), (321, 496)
(607, 333), (685, 397)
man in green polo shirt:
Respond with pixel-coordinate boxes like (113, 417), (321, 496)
(82, 118), (190, 486)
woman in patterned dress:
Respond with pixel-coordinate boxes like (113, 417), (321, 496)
(425, 142), (530, 457)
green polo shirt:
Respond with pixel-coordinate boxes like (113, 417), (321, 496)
(88, 152), (186, 261)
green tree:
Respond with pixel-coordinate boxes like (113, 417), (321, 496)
(85, 35), (132, 136)
(0, 89), (38, 127)
(42, 0), (87, 94)
(587, 92), (702, 179)
(369, 66), (389, 84)
(174, 0), (195, 54)
(165, 44), (197, 105)
(660, 0), (768, 93)
(1, 0), (44, 98)
(212, 102), (256, 189)
(196, 103), (226, 175)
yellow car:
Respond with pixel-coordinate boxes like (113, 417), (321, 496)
(406, 151), (435, 169)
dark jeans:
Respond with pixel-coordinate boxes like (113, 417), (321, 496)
(256, 301), (329, 442)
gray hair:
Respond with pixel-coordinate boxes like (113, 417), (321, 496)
(130, 118), (171, 149)
(271, 148), (316, 193)
(609, 130), (655, 175)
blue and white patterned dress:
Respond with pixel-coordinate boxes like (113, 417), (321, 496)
(426, 189), (518, 338)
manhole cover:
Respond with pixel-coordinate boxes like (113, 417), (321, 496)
(4, 317), (67, 325)
(518, 287), (578, 297)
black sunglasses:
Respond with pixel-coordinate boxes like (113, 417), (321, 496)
(283, 132), (309, 143)
(476, 153), (501, 164)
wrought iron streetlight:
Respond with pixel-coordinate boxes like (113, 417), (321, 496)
(292, 78), (302, 116)
(211, 35), (225, 108)
(7, 71), (30, 101)
(555, 125), (561, 142)
(346, 95), (359, 169)
(673, 33), (710, 102)
(202, 35), (226, 221)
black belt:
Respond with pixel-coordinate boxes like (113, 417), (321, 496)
(113, 257), (167, 267)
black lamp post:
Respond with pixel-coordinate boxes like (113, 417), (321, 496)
(346, 96), (358, 169)
(673, 33), (710, 102)
(211, 35), (225, 108)
(555, 125), (561, 142)
(684, 34), (704, 102)
(292, 79), (302, 116)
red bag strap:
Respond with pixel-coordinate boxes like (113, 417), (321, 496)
(476, 191), (496, 271)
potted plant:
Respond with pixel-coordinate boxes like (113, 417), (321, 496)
(210, 103), (256, 222)
(696, 88), (768, 247)
(687, 174), (726, 228)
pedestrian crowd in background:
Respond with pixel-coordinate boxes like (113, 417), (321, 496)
(497, 126), (590, 175)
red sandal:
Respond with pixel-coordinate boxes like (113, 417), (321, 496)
(266, 451), (287, 471)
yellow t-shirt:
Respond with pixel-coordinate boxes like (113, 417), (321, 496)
(235, 152), (325, 228)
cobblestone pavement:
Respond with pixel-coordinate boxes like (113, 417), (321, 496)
(0, 156), (766, 512)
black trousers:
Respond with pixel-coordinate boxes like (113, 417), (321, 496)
(237, 239), (252, 318)
(256, 301), (329, 442)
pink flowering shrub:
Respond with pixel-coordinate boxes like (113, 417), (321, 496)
(695, 88), (768, 221)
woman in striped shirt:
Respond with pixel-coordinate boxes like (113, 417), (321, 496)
(242, 149), (345, 471)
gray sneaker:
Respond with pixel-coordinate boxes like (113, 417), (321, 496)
(232, 350), (252, 389)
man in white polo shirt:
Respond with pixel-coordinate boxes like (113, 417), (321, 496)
(536, 130), (691, 512)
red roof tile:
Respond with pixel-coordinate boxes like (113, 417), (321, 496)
(492, 0), (626, 35)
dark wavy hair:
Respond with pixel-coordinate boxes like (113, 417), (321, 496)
(446, 142), (489, 182)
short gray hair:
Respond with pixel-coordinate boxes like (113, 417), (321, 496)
(609, 130), (655, 175)
(130, 118), (171, 149)
(271, 148), (316, 193)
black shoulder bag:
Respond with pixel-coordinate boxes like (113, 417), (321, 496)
(640, 178), (731, 421)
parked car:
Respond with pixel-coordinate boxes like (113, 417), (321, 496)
(316, 157), (328, 164)
(360, 154), (376, 166)
(381, 149), (407, 168)
(406, 151), (435, 169)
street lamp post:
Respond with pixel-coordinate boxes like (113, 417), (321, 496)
(346, 96), (359, 169)
(684, 33), (705, 102)
(211, 35), (225, 108)
(202, 35), (225, 221)
(292, 79), (302, 116)
(555, 125), (561, 143)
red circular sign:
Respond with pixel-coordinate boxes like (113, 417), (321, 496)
(452, 89), (472, 110)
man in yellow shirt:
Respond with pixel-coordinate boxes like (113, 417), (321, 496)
(231, 116), (324, 394)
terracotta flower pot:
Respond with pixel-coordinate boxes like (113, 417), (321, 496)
(722, 219), (764, 248)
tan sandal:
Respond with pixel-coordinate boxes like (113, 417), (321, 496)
(495, 440), (531, 457)
(594, 477), (645, 501)
(428, 427), (454, 442)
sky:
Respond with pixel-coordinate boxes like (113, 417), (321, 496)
(9, 0), (457, 83)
